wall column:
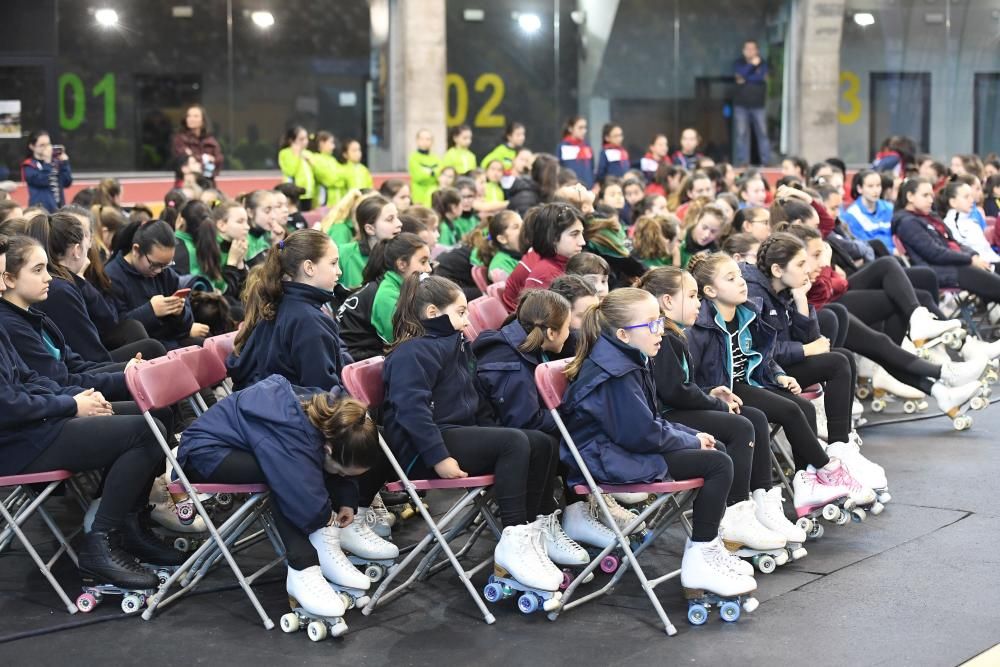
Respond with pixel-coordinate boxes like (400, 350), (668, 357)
(792, 0), (846, 162)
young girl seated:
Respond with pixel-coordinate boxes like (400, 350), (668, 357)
(383, 275), (567, 593)
(559, 287), (757, 598)
(336, 194), (402, 289)
(242, 190), (282, 266)
(431, 187), (463, 247)
(104, 220), (209, 349)
(721, 232), (760, 265)
(179, 375), (389, 619)
(565, 252), (610, 298)
(501, 203), (586, 311)
(632, 215), (680, 268)
(470, 210), (523, 283)
(679, 204), (725, 269)
(939, 179), (1000, 265)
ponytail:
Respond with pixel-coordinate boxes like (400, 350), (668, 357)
(894, 176), (930, 212)
(114, 218), (175, 257)
(565, 287), (654, 380)
(320, 189), (365, 234)
(181, 200), (221, 281)
(302, 395), (380, 470)
(632, 215), (671, 260)
(390, 274), (463, 348)
(472, 210), (520, 269)
(638, 266), (688, 338)
(514, 289), (570, 354)
(362, 232), (426, 285)
(28, 210), (84, 282)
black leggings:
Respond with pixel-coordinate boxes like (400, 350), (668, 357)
(408, 427), (559, 527)
(20, 414), (166, 533)
(101, 319), (152, 351)
(818, 303), (849, 347)
(841, 311), (940, 393)
(731, 383), (830, 471)
(781, 351), (854, 443)
(109, 337), (168, 362)
(667, 407), (772, 504)
(841, 256), (921, 321)
(955, 265), (1000, 304)
(661, 447), (733, 542)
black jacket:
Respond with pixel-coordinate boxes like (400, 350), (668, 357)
(506, 177), (542, 216)
(104, 254), (194, 348)
(650, 329), (729, 413)
(35, 275), (114, 363)
(336, 281), (383, 362)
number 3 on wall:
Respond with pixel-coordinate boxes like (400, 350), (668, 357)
(446, 73), (506, 129)
(839, 71), (861, 125)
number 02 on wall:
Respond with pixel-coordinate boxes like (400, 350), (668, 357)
(446, 73), (505, 128)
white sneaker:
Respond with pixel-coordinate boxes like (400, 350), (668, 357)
(308, 526), (372, 590)
(341, 514), (399, 560)
(534, 511), (589, 566)
(148, 475), (206, 533)
(287, 565), (346, 618)
(940, 359), (988, 387)
(562, 500), (617, 549)
(909, 306), (962, 344)
(719, 500), (787, 551)
(813, 458), (877, 506)
(931, 380), (983, 416)
(824, 442), (887, 492)
(752, 487), (808, 549)
(596, 494), (645, 534)
(680, 538), (757, 598)
(494, 524), (562, 592)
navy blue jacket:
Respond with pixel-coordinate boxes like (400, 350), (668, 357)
(686, 298), (785, 391)
(741, 262), (820, 366)
(0, 327), (83, 475)
(892, 209), (975, 287)
(0, 299), (127, 399)
(21, 157), (72, 212)
(733, 58), (767, 108)
(178, 375), (357, 534)
(383, 315), (494, 473)
(228, 282), (353, 392)
(594, 144), (630, 184)
(104, 254), (193, 348)
(556, 138), (594, 189)
(559, 334), (701, 486)
(35, 275), (115, 363)
(472, 320), (555, 434)
(650, 328), (729, 413)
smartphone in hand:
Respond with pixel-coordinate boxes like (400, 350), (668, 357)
(172, 288), (192, 299)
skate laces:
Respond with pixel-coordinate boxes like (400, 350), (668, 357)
(103, 532), (150, 573)
(542, 512), (583, 553)
(370, 495), (393, 525)
(823, 462), (863, 492)
(319, 529), (356, 566)
(705, 540), (743, 578)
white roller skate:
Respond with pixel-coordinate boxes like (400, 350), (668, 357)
(812, 458), (877, 521)
(940, 358), (989, 387)
(871, 366), (928, 414)
(792, 470), (852, 540)
(931, 380), (988, 430)
(681, 537), (758, 626)
(596, 493), (646, 535)
(533, 510), (594, 590)
(562, 499), (637, 574)
(148, 475), (206, 534)
(855, 355), (877, 399)
(826, 441), (890, 508)
(719, 500), (788, 574)
(610, 492), (652, 506)
(485, 523), (563, 614)
(961, 337), (1000, 383)
(909, 306), (964, 349)
(751, 487), (808, 560)
(308, 526), (372, 608)
(364, 493), (395, 537)
(341, 512), (399, 583)
(281, 565), (349, 641)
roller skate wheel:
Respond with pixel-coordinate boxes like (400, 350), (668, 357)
(720, 600), (741, 623)
(76, 592), (97, 613)
(878, 491), (892, 504)
(970, 396), (987, 411)
(856, 386), (871, 400)
(483, 582), (503, 603)
(176, 503), (195, 522)
(517, 593), (539, 614)
(364, 564), (385, 582)
(599, 554), (619, 574)
(354, 595), (370, 609)
(871, 399), (886, 413)
(339, 592), (353, 609)
(836, 510), (851, 526)
(851, 508), (867, 523)
(742, 596), (760, 613)
(870, 502), (884, 516)
(809, 523), (825, 540)
(953, 415), (972, 430)
(307, 620), (327, 642)
(789, 545), (808, 560)
(796, 517), (813, 533)
(280, 612), (300, 633)
(755, 554), (776, 574)
(582, 571), (595, 584)
(687, 603), (709, 626)
(215, 493), (233, 508)
(156, 570), (170, 587)
(121, 594), (143, 614)
(903, 401), (917, 414)
(329, 619), (349, 638)
(399, 505), (416, 520)
(500, 583), (515, 598)
(542, 596), (562, 612)
(560, 571), (572, 590)
(773, 550), (789, 566)
(174, 537), (190, 552)
(822, 504), (841, 522)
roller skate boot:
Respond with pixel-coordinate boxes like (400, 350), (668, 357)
(485, 523), (563, 614)
(75, 529), (158, 614)
(940, 358), (989, 387)
(751, 487), (807, 560)
(562, 499), (634, 574)
(961, 337), (1000, 384)
(341, 511), (398, 583)
(533, 510), (593, 589)
(366, 493), (396, 536)
(281, 565), (349, 641)
(148, 475), (205, 533)
(681, 537), (758, 625)
(308, 526), (372, 609)
(596, 493), (646, 535)
(909, 307), (963, 349)
(792, 470), (852, 539)
(825, 441), (890, 508)
(931, 380), (987, 430)
(719, 500), (788, 574)
(870, 366), (928, 414)
(121, 510), (187, 566)
(813, 458), (876, 521)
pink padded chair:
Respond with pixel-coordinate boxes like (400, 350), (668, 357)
(535, 359), (705, 635)
(485, 281), (506, 301)
(468, 296), (508, 336)
(126, 356), (275, 629)
(167, 346), (228, 414)
(342, 356), (498, 624)
(204, 332), (238, 394)
(470, 265), (489, 292)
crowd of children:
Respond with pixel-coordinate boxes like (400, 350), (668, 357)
(3, 123), (1000, 635)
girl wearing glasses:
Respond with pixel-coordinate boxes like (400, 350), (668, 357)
(561, 287), (758, 601)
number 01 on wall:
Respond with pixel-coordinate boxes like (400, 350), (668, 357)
(446, 73), (505, 128)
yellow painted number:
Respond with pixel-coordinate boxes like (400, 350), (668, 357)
(446, 73), (507, 128)
(839, 71), (861, 125)
(473, 73), (506, 128)
(446, 73), (468, 128)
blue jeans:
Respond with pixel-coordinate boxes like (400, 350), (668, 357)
(733, 105), (771, 166)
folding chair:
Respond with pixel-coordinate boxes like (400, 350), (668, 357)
(0, 470), (80, 613)
(167, 346), (226, 416)
(471, 265), (489, 292)
(204, 332), (238, 394)
(341, 356), (500, 624)
(535, 359), (704, 636)
(485, 281), (506, 301)
(468, 295), (508, 334)
(124, 356), (276, 629)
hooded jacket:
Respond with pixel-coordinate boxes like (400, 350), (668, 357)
(556, 137), (594, 189)
(650, 328), (729, 413)
(21, 157), (72, 212)
(103, 254), (193, 348)
(741, 262), (820, 366)
(228, 282), (351, 393)
(892, 209), (975, 287)
(685, 298), (785, 390)
(178, 375), (357, 535)
(336, 280), (384, 362)
(35, 275), (116, 363)
(558, 334), (701, 486)
(501, 250), (568, 312)
(472, 320), (556, 433)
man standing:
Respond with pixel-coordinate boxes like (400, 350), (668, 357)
(732, 40), (771, 167)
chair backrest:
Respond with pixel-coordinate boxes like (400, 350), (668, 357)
(468, 295), (508, 334)
(168, 346), (228, 390)
(485, 281), (506, 301)
(892, 235), (907, 258)
(204, 332), (238, 368)
(342, 356), (386, 408)
(302, 208), (326, 226)
(470, 265), (489, 292)
(127, 356), (202, 412)
(534, 359), (571, 410)
(986, 223), (997, 246)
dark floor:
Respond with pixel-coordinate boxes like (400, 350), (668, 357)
(3, 400), (999, 667)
